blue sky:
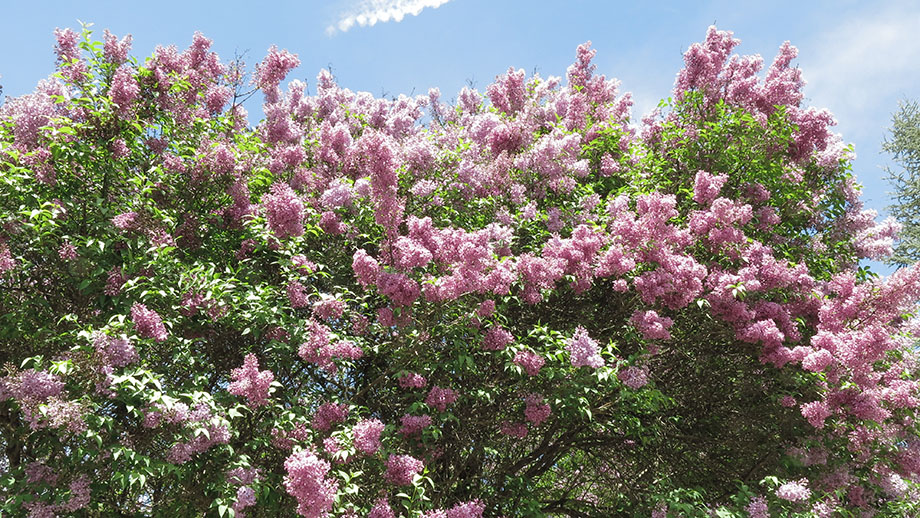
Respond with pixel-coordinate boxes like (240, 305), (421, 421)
(2, 0), (919, 271)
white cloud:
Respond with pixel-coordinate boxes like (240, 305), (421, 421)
(800, 3), (920, 140)
(326, 0), (452, 35)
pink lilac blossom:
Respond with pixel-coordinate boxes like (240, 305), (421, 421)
(693, 170), (729, 205)
(801, 400), (832, 429)
(283, 449), (337, 518)
(322, 437), (341, 456)
(330, 340), (363, 363)
(487, 67), (526, 115)
(312, 295), (345, 321)
(352, 419), (384, 455)
(167, 422), (231, 464)
(360, 131), (402, 236)
(24, 501), (57, 518)
(368, 499), (396, 518)
(292, 255), (317, 272)
(384, 454), (424, 486)
(0, 79), (63, 152)
(853, 215), (901, 260)
(25, 461), (58, 485)
(92, 333), (137, 367)
(513, 350), (545, 376)
(811, 499), (838, 518)
(271, 422), (311, 450)
(483, 326), (514, 351)
(446, 500), (485, 518)
(130, 303), (168, 342)
(112, 211), (139, 231)
(392, 236), (434, 270)
(312, 402), (348, 432)
(233, 486), (256, 518)
(524, 393), (551, 426)
(351, 314), (369, 335)
(376, 271), (420, 306)
(1, 369), (63, 414)
(36, 398), (86, 433)
(399, 414), (432, 436)
(58, 242), (78, 261)
(398, 372), (427, 389)
(320, 180), (355, 209)
(60, 475), (91, 513)
(287, 280), (310, 308)
(546, 207), (564, 233)
(411, 179), (438, 198)
(262, 182), (304, 239)
(745, 496), (768, 518)
(180, 290), (207, 316)
(205, 85), (231, 115)
(21, 149), (55, 185)
(801, 349), (834, 372)
(352, 249), (381, 288)
(110, 66), (139, 116)
(53, 28), (86, 82)
(298, 320), (339, 371)
(630, 310), (674, 341)
(102, 30), (132, 64)
(566, 326), (604, 368)
(776, 479), (811, 502)
(0, 244), (15, 274)
(318, 211), (346, 235)
(425, 386), (457, 412)
(255, 45), (300, 103)
(476, 300), (495, 317)
(228, 354), (275, 408)
(618, 366), (649, 390)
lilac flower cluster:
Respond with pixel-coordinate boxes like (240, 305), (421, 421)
(630, 310), (674, 341)
(262, 182), (305, 239)
(398, 372), (427, 389)
(399, 414), (432, 436)
(283, 449), (337, 518)
(352, 419), (384, 455)
(566, 326), (604, 368)
(384, 454), (424, 486)
(92, 333), (138, 367)
(483, 326), (514, 351)
(776, 479), (811, 501)
(130, 303), (168, 342)
(312, 402), (348, 432)
(523, 393), (551, 426)
(312, 295), (345, 321)
(298, 320), (364, 373)
(228, 354), (275, 408)
(367, 499), (395, 518)
(513, 350), (545, 376)
(110, 66), (139, 116)
(425, 386), (457, 412)
(617, 366), (649, 390)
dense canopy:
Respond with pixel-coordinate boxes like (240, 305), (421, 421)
(0, 25), (918, 517)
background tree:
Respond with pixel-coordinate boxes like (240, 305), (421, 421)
(0, 25), (918, 518)
(886, 99), (920, 265)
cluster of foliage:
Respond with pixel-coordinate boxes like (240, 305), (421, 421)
(885, 99), (920, 266)
(0, 24), (918, 517)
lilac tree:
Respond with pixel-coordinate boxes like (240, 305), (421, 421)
(0, 24), (918, 517)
